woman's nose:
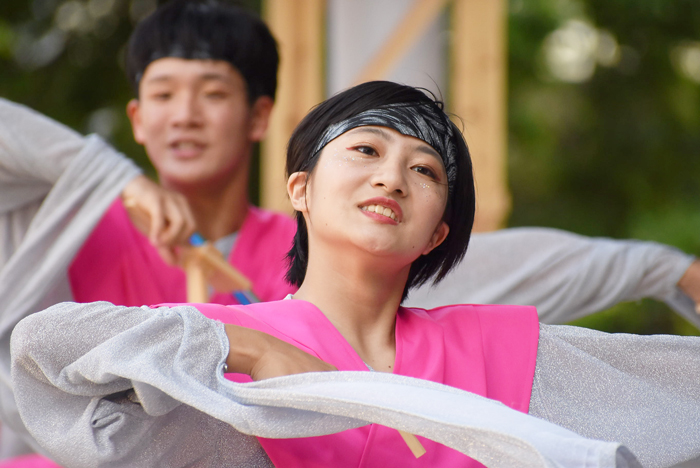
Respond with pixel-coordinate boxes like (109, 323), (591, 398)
(370, 158), (407, 195)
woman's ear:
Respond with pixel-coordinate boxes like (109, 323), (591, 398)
(287, 172), (309, 213)
(422, 221), (450, 255)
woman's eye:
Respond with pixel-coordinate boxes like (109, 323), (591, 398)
(352, 145), (378, 156)
(412, 166), (437, 179)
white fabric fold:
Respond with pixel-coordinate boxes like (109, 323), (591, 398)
(12, 302), (641, 468)
(0, 99), (141, 452)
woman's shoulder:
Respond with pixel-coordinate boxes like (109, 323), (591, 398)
(400, 303), (540, 343)
(402, 303), (538, 320)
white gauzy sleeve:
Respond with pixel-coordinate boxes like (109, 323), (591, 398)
(530, 324), (700, 468)
(12, 302), (640, 468)
(406, 227), (698, 328)
(0, 99), (141, 451)
(11, 301), (272, 468)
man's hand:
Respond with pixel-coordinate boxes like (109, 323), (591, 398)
(224, 324), (337, 381)
(678, 259), (700, 315)
(121, 175), (196, 264)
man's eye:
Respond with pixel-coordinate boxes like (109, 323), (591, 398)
(152, 93), (171, 101)
(206, 91), (228, 99)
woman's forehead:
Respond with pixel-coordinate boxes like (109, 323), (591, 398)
(341, 126), (443, 160)
(311, 103), (458, 193)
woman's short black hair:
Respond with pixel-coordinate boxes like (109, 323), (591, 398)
(285, 81), (476, 302)
(125, 0), (278, 102)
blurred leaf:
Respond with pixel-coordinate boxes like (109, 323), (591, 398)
(0, 20), (15, 59)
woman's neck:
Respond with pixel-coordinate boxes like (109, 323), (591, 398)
(293, 243), (409, 373)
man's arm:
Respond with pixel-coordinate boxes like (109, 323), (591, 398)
(0, 98), (143, 265)
(407, 227), (700, 328)
(0, 99), (195, 266)
(0, 99), (194, 453)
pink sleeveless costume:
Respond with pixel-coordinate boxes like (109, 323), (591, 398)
(69, 199), (297, 305)
(2, 200), (538, 467)
(3, 299), (538, 468)
(0, 200), (296, 468)
(195, 299), (540, 468)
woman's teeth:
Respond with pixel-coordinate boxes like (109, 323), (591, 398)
(362, 204), (397, 221)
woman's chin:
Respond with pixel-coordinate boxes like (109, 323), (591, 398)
(355, 240), (420, 264)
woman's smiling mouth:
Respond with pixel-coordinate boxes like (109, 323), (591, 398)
(358, 197), (403, 224)
(361, 204), (398, 221)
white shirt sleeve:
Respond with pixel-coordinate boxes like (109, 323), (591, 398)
(11, 301), (637, 468)
(407, 227), (698, 327)
(0, 99), (141, 452)
(530, 324), (700, 468)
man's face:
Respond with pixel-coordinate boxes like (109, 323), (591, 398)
(127, 57), (271, 192)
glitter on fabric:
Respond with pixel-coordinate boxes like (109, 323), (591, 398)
(11, 302), (658, 468)
(312, 102), (458, 193)
(530, 324), (700, 468)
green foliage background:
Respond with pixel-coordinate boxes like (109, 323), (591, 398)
(1, 0), (699, 335)
(507, 0), (700, 335)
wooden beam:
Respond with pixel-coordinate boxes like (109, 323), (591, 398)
(450, 0), (510, 232)
(353, 0), (450, 85)
(261, 0), (325, 213)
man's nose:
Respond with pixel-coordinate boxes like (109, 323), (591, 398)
(171, 94), (203, 127)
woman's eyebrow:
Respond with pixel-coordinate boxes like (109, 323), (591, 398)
(345, 127), (394, 140)
(415, 144), (441, 160)
(346, 126), (442, 161)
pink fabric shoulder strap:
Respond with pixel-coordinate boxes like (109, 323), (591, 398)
(70, 201), (296, 306)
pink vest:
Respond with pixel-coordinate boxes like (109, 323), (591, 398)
(195, 299), (540, 468)
(69, 200), (297, 305)
(0, 456), (60, 468)
(1, 206), (295, 468)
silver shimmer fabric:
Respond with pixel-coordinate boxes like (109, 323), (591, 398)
(312, 102), (458, 192)
(531, 324), (700, 468)
(407, 228), (700, 329)
(13, 301), (700, 467)
(0, 99), (141, 457)
(2, 97), (700, 465)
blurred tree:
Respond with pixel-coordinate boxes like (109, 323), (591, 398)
(0, 0), (261, 189)
(1, 0), (698, 335)
(507, 0), (700, 335)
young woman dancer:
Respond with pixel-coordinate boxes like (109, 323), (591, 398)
(10, 82), (700, 468)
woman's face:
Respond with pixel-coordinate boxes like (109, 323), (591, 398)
(290, 125), (450, 266)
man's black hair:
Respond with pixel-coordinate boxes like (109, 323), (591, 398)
(126, 0), (278, 101)
(285, 81), (476, 302)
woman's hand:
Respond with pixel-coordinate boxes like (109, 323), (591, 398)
(121, 175), (196, 264)
(224, 324), (337, 381)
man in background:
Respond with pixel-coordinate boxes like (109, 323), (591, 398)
(1, 0), (699, 461)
